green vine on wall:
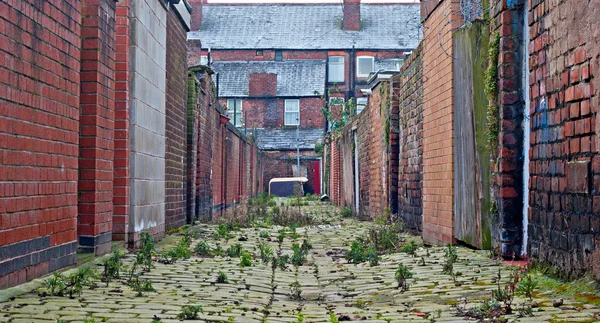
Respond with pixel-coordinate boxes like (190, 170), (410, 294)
(484, 31), (500, 148)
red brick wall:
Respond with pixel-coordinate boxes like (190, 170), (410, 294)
(78, 0), (117, 255)
(421, 0), (458, 245)
(189, 68), (265, 219)
(326, 80), (391, 218)
(0, 0), (82, 288)
(527, 0), (600, 279)
(396, 45), (424, 232)
(113, 1), (131, 241)
(220, 97), (325, 129)
(165, 7), (189, 230)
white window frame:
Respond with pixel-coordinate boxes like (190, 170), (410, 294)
(356, 97), (368, 114)
(227, 99), (243, 127)
(284, 99), (300, 126)
(394, 59), (404, 71)
(200, 55), (209, 66)
(328, 56), (345, 83)
(356, 56), (374, 77)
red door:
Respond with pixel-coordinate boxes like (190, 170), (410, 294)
(312, 160), (321, 195)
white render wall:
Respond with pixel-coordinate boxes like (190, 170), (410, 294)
(129, 0), (168, 235)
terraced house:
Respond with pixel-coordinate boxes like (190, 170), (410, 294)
(186, 0), (421, 194)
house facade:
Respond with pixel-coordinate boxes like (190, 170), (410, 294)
(187, 0), (421, 194)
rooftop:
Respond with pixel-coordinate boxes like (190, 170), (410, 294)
(187, 4), (421, 50)
(213, 60), (326, 97)
(256, 128), (324, 150)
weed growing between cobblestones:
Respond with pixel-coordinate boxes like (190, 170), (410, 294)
(226, 243), (243, 257)
(259, 230), (270, 239)
(177, 305), (203, 320)
(395, 264), (413, 292)
(160, 236), (192, 264)
(128, 277), (156, 297)
(442, 244), (458, 275)
(329, 312), (339, 323)
(44, 272), (67, 296)
(344, 241), (380, 266)
(289, 281), (302, 300)
(194, 241), (212, 257)
(516, 274), (538, 301)
(102, 250), (123, 286)
(292, 311), (304, 323)
(137, 232), (156, 271)
(399, 240), (420, 257)
(239, 250), (252, 267)
(258, 241), (274, 263)
(216, 271), (229, 283)
(83, 317), (98, 323)
(291, 242), (310, 266)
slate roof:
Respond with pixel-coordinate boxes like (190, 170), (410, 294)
(213, 61), (326, 97)
(256, 128), (324, 150)
(187, 4), (421, 50)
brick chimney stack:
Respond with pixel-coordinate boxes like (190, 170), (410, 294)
(189, 0), (204, 31)
(343, 0), (361, 31)
(249, 73), (277, 97)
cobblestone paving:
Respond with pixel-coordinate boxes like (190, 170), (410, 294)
(1, 201), (599, 322)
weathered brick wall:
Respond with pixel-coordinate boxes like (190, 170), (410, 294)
(421, 0), (457, 244)
(113, 0), (131, 242)
(219, 97), (325, 130)
(327, 80), (391, 218)
(396, 45), (423, 232)
(487, 0), (528, 257)
(128, 0), (168, 246)
(527, 0), (600, 279)
(78, 0), (117, 255)
(165, 6), (189, 231)
(0, 0), (82, 288)
(189, 68), (265, 218)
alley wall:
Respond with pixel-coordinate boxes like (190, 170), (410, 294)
(0, 0), (264, 288)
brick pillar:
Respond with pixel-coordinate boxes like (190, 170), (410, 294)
(112, 0), (131, 242)
(489, 0), (527, 257)
(78, 0), (117, 255)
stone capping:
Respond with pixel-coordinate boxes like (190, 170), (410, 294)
(172, 0), (192, 31)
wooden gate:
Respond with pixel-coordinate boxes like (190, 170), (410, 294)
(453, 22), (492, 249)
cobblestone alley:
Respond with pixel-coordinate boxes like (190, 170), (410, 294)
(1, 199), (598, 323)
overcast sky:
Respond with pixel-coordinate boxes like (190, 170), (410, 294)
(207, 0), (419, 3)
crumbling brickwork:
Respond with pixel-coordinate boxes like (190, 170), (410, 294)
(527, 0), (600, 279)
(0, 0), (82, 288)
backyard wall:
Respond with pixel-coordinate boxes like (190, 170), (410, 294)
(420, 0), (457, 244)
(527, 0), (600, 279)
(0, 0), (83, 288)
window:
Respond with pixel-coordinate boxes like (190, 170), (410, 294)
(328, 56), (344, 83)
(394, 59), (404, 71)
(275, 51), (283, 61)
(227, 99), (242, 127)
(256, 50), (263, 56)
(200, 55), (209, 65)
(356, 97), (368, 114)
(284, 99), (299, 126)
(356, 56), (374, 77)
(329, 97), (345, 106)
